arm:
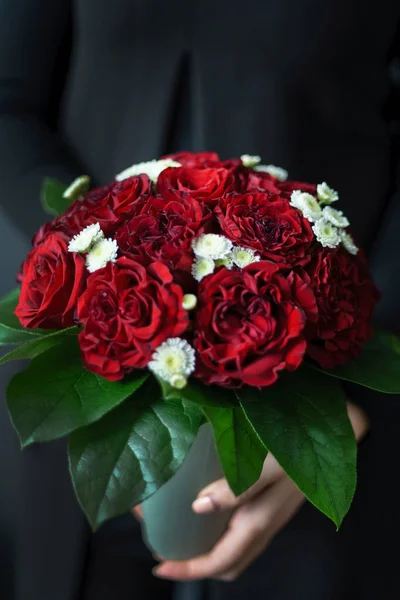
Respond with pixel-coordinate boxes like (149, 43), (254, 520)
(0, 0), (83, 238)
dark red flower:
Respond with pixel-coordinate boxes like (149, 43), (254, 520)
(15, 232), (85, 329)
(306, 248), (380, 369)
(216, 192), (314, 266)
(278, 180), (317, 196)
(77, 258), (189, 381)
(115, 194), (209, 276)
(194, 261), (317, 387)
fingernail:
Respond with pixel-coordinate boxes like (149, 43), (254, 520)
(152, 566), (170, 579)
(192, 495), (215, 514)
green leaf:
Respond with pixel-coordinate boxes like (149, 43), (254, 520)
(0, 326), (78, 365)
(203, 404), (267, 496)
(313, 328), (400, 394)
(7, 338), (147, 446)
(68, 377), (204, 529)
(40, 177), (70, 216)
(161, 377), (239, 408)
(0, 288), (50, 345)
(239, 366), (357, 529)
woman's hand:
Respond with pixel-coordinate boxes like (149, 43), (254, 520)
(152, 401), (369, 582)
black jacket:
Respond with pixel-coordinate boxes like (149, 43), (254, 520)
(0, 2), (400, 599)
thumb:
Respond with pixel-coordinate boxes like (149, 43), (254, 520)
(192, 454), (284, 515)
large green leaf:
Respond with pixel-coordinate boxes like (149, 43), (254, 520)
(203, 404), (267, 496)
(239, 366), (357, 528)
(68, 378), (204, 529)
(0, 326), (78, 365)
(314, 328), (400, 394)
(0, 288), (49, 345)
(7, 338), (147, 446)
(40, 177), (70, 216)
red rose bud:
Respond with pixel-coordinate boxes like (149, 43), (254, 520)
(15, 232), (85, 329)
(77, 258), (189, 381)
(194, 261), (317, 388)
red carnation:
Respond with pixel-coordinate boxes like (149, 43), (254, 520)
(216, 192), (314, 266)
(194, 261), (317, 388)
(15, 232), (85, 329)
(306, 247), (380, 369)
(115, 193), (209, 277)
(77, 258), (189, 381)
(157, 166), (235, 206)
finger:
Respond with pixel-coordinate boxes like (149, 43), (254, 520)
(131, 505), (143, 520)
(153, 518), (258, 581)
(192, 453), (284, 515)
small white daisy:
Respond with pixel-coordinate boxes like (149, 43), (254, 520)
(317, 182), (339, 204)
(339, 230), (358, 255)
(322, 206), (350, 228)
(312, 219), (340, 248)
(148, 338), (196, 388)
(191, 257), (215, 282)
(86, 238), (118, 273)
(182, 294), (197, 311)
(231, 246), (261, 268)
(290, 191), (322, 222)
(254, 164), (289, 181)
(191, 234), (233, 260)
(68, 223), (104, 254)
(63, 175), (91, 200)
(241, 154), (262, 167)
(215, 256), (234, 269)
(115, 158), (181, 183)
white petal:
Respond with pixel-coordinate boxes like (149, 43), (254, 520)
(68, 223), (104, 254)
(63, 175), (90, 200)
(191, 234), (232, 260)
(322, 206), (349, 228)
(115, 158), (181, 183)
(254, 164), (288, 181)
(241, 154), (262, 167)
(290, 191), (322, 222)
(148, 338), (196, 385)
(312, 219), (340, 248)
(191, 257), (215, 282)
(231, 246), (260, 268)
(86, 238), (118, 273)
(340, 230), (358, 255)
(317, 182), (339, 204)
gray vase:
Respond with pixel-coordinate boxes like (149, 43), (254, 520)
(141, 424), (232, 561)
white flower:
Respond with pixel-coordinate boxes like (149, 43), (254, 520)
(231, 246), (260, 268)
(68, 223), (104, 254)
(241, 154), (262, 167)
(322, 206), (349, 228)
(317, 182), (339, 204)
(254, 164), (288, 181)
(63, 175), (90, 200)
(290, 190), (322, 222)
(182, 294), (197, 311)
(148, 338), (196, 387)
(115, 158), (181, 183)
(191, 234), (233, 260)
(215, 256), (234, 269)
(86, 238), (118, 273)
(191, 257), (215, 282)
(339, 230), (358, 255)
(312, 219), (340, 248)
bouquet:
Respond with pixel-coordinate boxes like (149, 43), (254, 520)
(1, 151), (399, 541)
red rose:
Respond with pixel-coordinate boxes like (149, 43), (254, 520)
(33, 175), (151, 247)
(242, 170), (281, 194)
(77, 258), (189, 381)
(15, 232), (85, 329)
(306, 248), (380, 369)
(216, 192), (314, 266)
(194, 261), (317, 387)
(162, 151), (220, 167)
(157, 166), (235, 206)
(115, 193), (208, 275)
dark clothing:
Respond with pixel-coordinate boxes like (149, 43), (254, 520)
(0, 1), (400, 599)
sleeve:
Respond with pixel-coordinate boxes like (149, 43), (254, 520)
(0, 0), (83, 238)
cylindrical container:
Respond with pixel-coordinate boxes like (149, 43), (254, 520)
(141, 424), (232, 561)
